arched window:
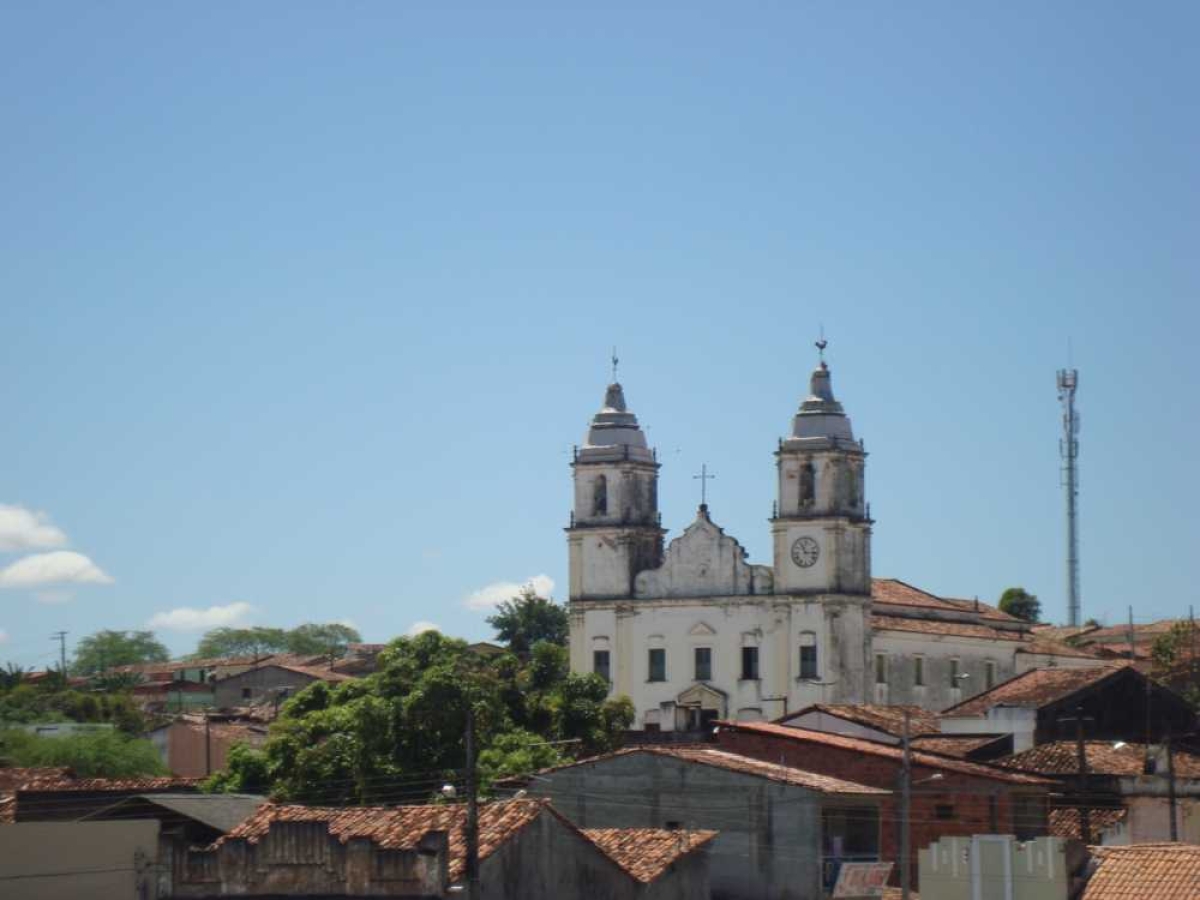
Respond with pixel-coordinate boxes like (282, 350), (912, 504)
(844, 464), (859, 510)
(799, 459), (816, 506)
(593, 474), (608, 516)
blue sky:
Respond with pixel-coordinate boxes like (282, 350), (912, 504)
(2, 2), (1196, 667)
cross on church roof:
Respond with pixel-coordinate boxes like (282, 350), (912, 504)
(815, 326), (828, 366)
(610, 347), (619, 383)
(693, 463), (715, 507)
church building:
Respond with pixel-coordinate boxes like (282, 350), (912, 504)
(566, 350), (1096, 733)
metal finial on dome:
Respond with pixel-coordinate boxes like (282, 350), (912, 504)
(815, 325), (828, 369)
(610, 346), (619, 384)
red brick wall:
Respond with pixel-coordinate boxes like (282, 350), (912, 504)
(716, 728), (1047, 890)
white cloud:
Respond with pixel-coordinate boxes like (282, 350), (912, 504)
(148, 601), (254, 632)
(406, 620), (440, 636)
(0, 630), (8, 645)
(0, 504), (69, 551)
(0, 551), (113, 588)
(464, 574), (555, 612)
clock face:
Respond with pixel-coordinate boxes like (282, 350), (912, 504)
(790, 536), (820, 568)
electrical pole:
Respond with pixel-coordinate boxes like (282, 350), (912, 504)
(465, 700), (480, 900)
(900, 708), (912, 900)
(1074, 705), (1092, 844)
(205, 712), (212, 776)
(1167, 729), (1178, 842)
(50, 631), (68, 680)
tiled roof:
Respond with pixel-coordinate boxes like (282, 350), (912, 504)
(0, 767), (74, 791)
(1048, 807), (1127, 841)
(871, 579), (1019, 623)
(1017, 638), (1106, 659)
(582, 828), (717, 882)
(1032, 624), (1100, 642)
(275, 663), (353, 682)
(530, 745), (888, 795)
(1084, 620), (1182, 644)
(1082, 844), (1200, 900)
(115, 793), (268, 833)
(778, 703), (940, 737)
(218, 799), (545, 883)
(871, 614), (1027, 642)
(1000, 742), (1200, 779)
(940, 665), (1130, 717)
(26, 776), (202, 793)
(716, 722), (1054, 786)
(909, 735), (1007, 758)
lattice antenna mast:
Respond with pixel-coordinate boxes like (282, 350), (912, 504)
(1057, 367), (1081, 627)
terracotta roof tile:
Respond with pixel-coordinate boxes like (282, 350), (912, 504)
(582, 828), (717, 882)
(532, 745), (889, 795)
(871, 579), (1018, 623)
(778, 703), (940, 737)
(25, 776), (202, 793)
(871, 614), (1027, 642)
(908, 735), (1008, 758)
(1082, 844), (1200, 900)
(0, 767), (74, 791)
(1001, 742), (1200, 779)
(940, 665), (1130, 718)
(1048, 807), (1126, 841)
(217, 799), (545, 883)
(717, 722), (1054, 786)
(1016, 638), (1107, 660)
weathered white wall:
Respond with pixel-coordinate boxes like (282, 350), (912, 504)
(0, 820), (159, 899)
(941, 708), (1039, 751)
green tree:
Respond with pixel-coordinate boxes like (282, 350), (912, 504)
(71, 630), (169, 676)
(998, 587), (1041, 623)
(286, 623), (362, 657)
(209, 629), (633, 804)
(0, 729), (166, 778)
(194, 627), (289, 659)
(487, 587), (569, 655)
(1152, 621), (1196, 670)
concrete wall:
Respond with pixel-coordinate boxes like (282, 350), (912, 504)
(533, 751), (864, 900)
(481, 811), (708, 900)
(919, 835), (1068, 900)
(0, 820), (159, 899)
(212, 666), (318, 709)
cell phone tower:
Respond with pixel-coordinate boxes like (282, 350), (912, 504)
(1057, 368), (1081, 627)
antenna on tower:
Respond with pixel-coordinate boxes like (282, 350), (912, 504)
(1057, 366), (1081, 627)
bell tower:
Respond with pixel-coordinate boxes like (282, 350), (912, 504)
(566, 379), (664, 601)
(771, 344), (872, 595)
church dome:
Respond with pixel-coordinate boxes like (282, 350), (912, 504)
(580, 382), (654, 463)
(786, 361), (858, 447)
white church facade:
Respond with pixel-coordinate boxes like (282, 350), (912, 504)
(566, 352), (1095, 732)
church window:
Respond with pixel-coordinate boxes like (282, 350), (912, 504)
(593, 475), (608, 516)
(985, 660), (996, 690)
(593, 650), (611, 683)
(694, 647), (712, 681)
(799, 633), (819, 680)
(845, 464), (859, 509)
(799, 460), (816, 506)
(914, 656), (925, 687)
(949, 658), (961, 688)
(741, 646), (760, 681)
(935, 804), (955, 821)
(648, 648), (666, 682)
(874, 653), (887, 684)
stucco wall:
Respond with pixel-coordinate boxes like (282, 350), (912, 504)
(0, 820), (159, 899)
(213, 666), (319, 709)
(533, 751), (853, 900)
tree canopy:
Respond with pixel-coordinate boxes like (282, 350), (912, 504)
(998, 587), (1041, 623)
(71, 630), (169, 676)
(487, 587), (569, 655)
(193, 623), (363, 660)
(0, 728), (165, 778)
(206, 631), (633, 802)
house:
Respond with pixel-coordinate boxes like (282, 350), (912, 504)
(1002, 741), (1200, 845)
(521, 743), (889, 900)
(1081, 843), (1200, 900)
(170, 798), (715, 899)
(212, 663), (352, 709)
(939, 664), (1197, 753)
(774, 703), (940, 744)
(919, 835), (1077, 900)
(146, 716), (269, 777)
(132, 678), (216, 712)
(712, 720), (1055, 893)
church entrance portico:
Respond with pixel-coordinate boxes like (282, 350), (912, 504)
(674, 683), (726, 732)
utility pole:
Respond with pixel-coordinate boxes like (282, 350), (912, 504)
(1167, 729), (1179, 842)
(900, 709), (912, 900)
(1074, 705), (1092, 844)
(50, 631), (68, 680)
(1127, 606), (1136, 660)
(1057, 367), (1081, 627)
(205, 712), (212, 776)
(465, 701), (480, 900)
